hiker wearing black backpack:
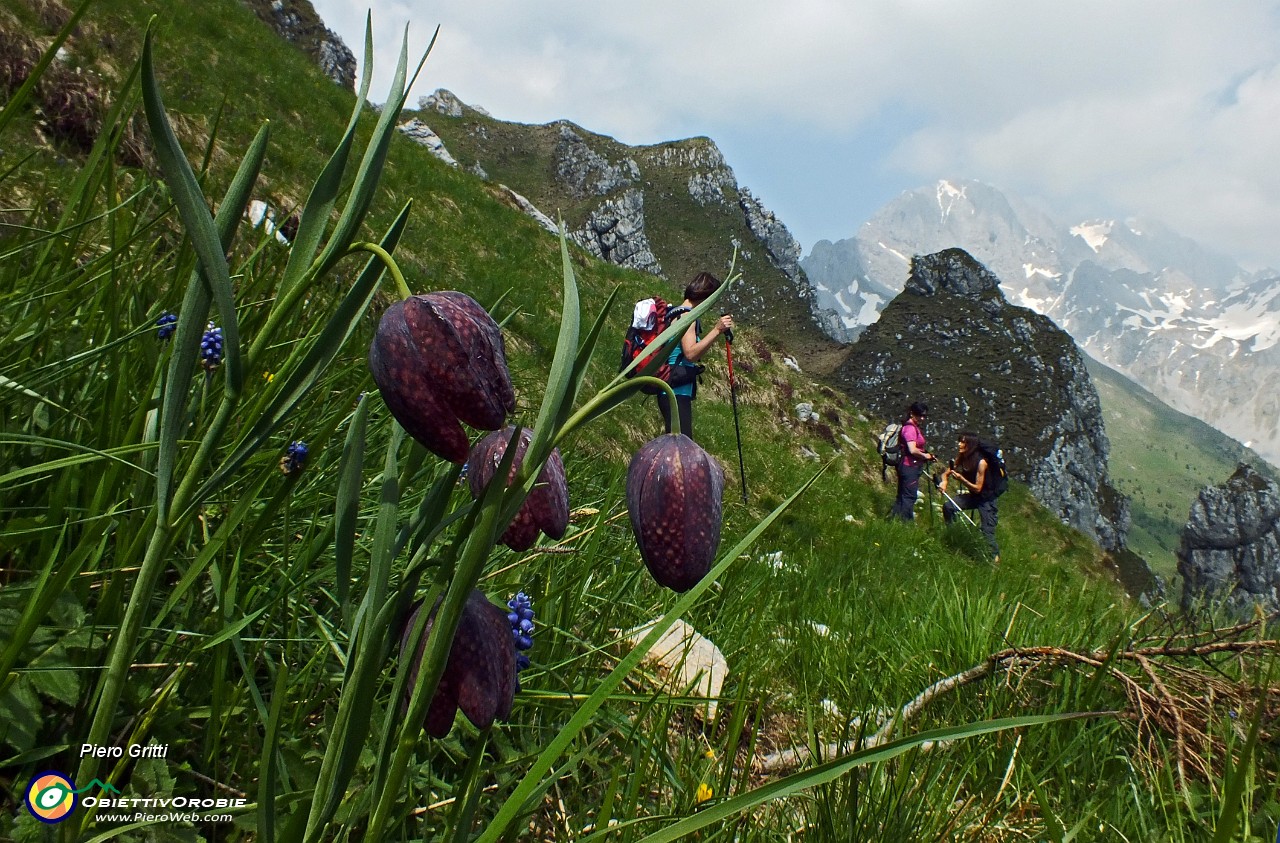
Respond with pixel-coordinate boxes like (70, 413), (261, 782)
(889, 401), (935, 521)
(938, 431), (1004, 564)
(655, 272), (734, 442)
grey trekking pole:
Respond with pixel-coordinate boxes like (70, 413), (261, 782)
(933, 472), (978, 527)
(724, 325), (747, 503)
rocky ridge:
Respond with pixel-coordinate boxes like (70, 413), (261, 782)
(241, 0), (356, 90)
(833, 248), (1134, 557)
(1178, 464), (1280, 616)
(403, 89), (841, 360)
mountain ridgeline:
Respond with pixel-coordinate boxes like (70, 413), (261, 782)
(405, 90), (844, 370)
(801, 179), (1280, 470)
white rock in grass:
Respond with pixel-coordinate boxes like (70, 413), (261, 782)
(808, 621), (830, 637)
(628, 619), (728, 722)
(820, 698), (841, 718)
(783, 356), (802, 372)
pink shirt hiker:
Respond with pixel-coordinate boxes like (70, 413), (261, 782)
(900, 421), (926, 467)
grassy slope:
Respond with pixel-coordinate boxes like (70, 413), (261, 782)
(1087, 356), (1279, 580)
(2, 1), (1276, 839)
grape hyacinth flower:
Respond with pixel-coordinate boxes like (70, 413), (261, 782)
(626, 434), (725, 592)
(399, 589), (516, 738)
(369, 292), (515, 463)
(280, 441), (308, 476)
(155, 311), (177, 341)
(467, 427), (568, 551)
(507, 592), (534, 688)
(200, 322), (224, 371)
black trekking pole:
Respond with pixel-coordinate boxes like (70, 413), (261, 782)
(723, 326), (748, 503)
(927, 467), (935, 526)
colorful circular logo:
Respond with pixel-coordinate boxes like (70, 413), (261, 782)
(25, 771), (76, 824)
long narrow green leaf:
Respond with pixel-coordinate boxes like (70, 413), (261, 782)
(526, 228), (582, 467)
(554, 286), (620, 432)
(276, 28), (374, 303)
(312, 28), (434, 281)
(197, 607), (269, 651)
(334, 397), (372, 614)
(0, 438), (155, 487)
(259, 660), (291, 843)
(141, 29), (244, 394)
(477, 466), (828, 843)
(300, 422), (404, 843)
(628, 714), (1102, 843)
(188, 203), (410, 508)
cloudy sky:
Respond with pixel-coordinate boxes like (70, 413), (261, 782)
(309, 0), (1280, 270)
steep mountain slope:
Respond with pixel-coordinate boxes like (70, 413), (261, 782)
(833, 249), (1133, 560)
(1090, 356), (1279, 579)
(405, 89), (844, 370)
(802, 178), (1280, 467)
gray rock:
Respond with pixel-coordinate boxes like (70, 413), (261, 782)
(397, 119), (458, 167)
(1178, 464), (1280, 615)
(574, 189), (663, 276)
(835, 248), (1135, 557)
(251, 0), (356, 90)
(555, 124), (638, 198)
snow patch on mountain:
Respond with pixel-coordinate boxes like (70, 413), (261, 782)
(799, 178), (1280, 466)
(1071, 221), (1112, 253)
(937, 180), (968, 222)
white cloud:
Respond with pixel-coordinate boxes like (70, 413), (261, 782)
(311, 0), (1280, 267)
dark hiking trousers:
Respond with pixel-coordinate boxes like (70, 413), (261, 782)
(891, 462), (924, 521)
(943, 492), (999, 557)
(656, 392), (694, 442)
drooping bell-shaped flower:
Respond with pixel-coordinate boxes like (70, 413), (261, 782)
(369, 292), (515, 463)
(626, 434), (725, 592)
(467, 426), (569, 551)
(399, 589), (517, 738)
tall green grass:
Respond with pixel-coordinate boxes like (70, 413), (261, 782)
(1, 5), (1277, 843)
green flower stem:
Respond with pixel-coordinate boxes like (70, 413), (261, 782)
(167, 394), (237, 522)
(365, 449), (519, 839)
(73, 524), (174, 827)
(347, 241), (412, 300)
(557, 377), (679, 441)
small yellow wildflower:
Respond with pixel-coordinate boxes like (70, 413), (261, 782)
(263, 371), (275, 384)
(704, 748), (716, 760)
(695, 783), (713, 804)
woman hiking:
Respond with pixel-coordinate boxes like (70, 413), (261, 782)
(938, 431), (1001, 564)
(890, 401), (934, 521)
(656, 271), (734, 443)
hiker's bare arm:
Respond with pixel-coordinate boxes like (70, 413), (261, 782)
(681, 314), (734, 361)
(961, 460), (987, 493)
(906, 437), (932, 462)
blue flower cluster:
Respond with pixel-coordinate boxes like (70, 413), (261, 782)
(155, 312), (178, 341)
(280, 441), (309, 476)
(507, 592), (535, 683)
(201, 323), (224, 371)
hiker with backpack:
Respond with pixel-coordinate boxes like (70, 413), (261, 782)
(889, 401), (935, 521)
(937, 431), (1005, 563)
(653, 272), (733, 442)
